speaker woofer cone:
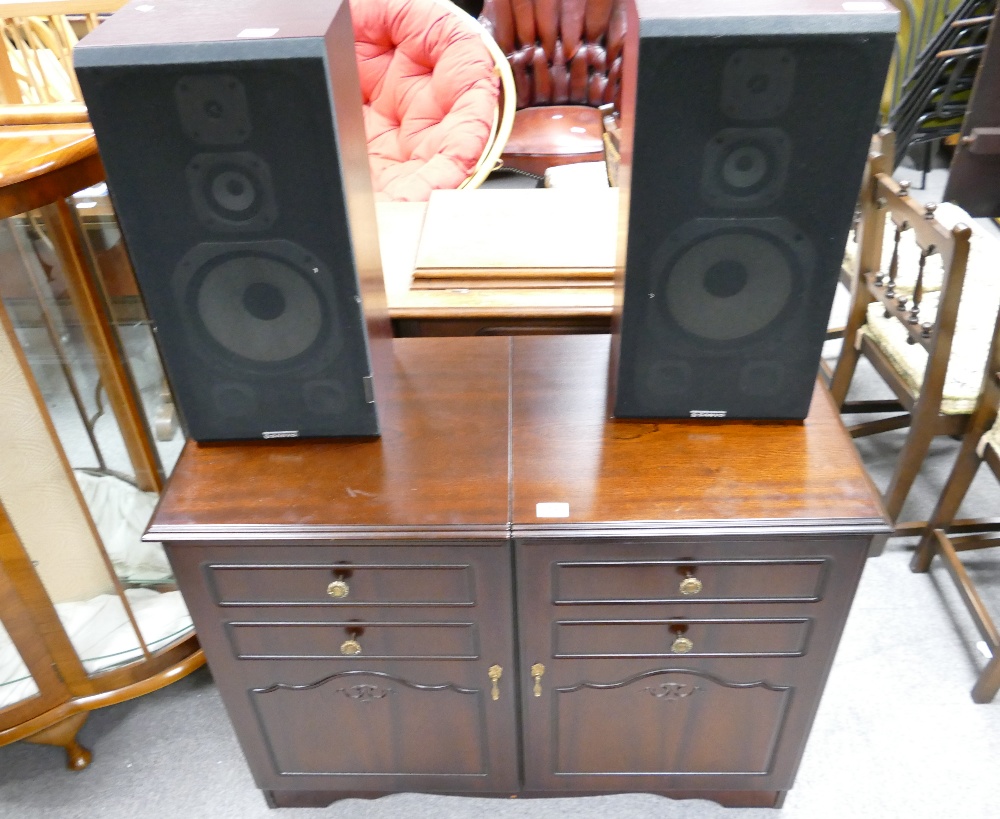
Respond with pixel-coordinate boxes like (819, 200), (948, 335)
(650, 217), (815, 343)
(175, 239), (342, 369)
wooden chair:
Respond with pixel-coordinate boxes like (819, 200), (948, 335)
(910, 310), (1000, 703)
(1, 2), (124, 112)
(829, 141), (1000, 535)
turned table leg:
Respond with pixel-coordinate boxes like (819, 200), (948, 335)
(24, 712), (93, 771)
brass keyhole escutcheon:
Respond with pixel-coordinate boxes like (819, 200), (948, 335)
(531, 663), (545, 697)
(340, 638), (362, 655)
(671, 636), (694, 654)
(488, 664), (502, 701)
(327, 579), (350, 598)
(679, 576), (703, 596)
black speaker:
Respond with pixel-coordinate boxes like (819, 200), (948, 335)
(609, 0), (898, 420)
(75, 0), (391, 441)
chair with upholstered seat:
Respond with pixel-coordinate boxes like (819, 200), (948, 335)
(829, 142), (1000, 535)
(910, 314), (1000, 703)
(478, 0), (625, 178)
(353, 0), (514, 201)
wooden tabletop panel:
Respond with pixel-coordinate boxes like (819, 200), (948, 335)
(510, 335), (888, 535)
(150, 337), (512, 541)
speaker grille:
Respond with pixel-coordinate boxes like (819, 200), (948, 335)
(612, 26), (896, 419)
(78, 52), (383, 440)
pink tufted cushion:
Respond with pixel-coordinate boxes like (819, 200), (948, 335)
(352, 0), (500, 202)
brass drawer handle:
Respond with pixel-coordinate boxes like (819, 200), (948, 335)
(679, 574), (702, 596)
(531, 663), (545, 697)
(671, 636), (694, 654)
(327, 579), (350, 598)
(340, 638), (362, 655)
(488, 664), (502, 701)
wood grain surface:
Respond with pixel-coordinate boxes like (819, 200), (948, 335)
(151, 337), (512, 539)
(0, 125), (100, 216)
(511, 335), (888, 533)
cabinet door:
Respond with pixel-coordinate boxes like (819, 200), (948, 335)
(0, 557), (70, 726)
(515, 535), (868, 795)
(244, 657), (515, 786)
(169, 541), (519, 795)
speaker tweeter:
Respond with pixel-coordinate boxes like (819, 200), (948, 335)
(175, 73), (251, 145)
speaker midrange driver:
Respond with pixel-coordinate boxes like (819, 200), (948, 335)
(186, 151), (278, 232)
(701, 127), (791, 209)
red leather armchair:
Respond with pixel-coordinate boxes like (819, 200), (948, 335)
(479, 0), (626, 177)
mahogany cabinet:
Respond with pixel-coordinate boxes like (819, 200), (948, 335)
(155, 337), (518, 806)
(151, 335), (888, 809)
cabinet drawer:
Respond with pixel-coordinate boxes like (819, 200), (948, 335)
(207, 563), (476, 607)
(227, 620), (479, 660)
(553, 558), (828, 604)
(553, 617), (812, 658)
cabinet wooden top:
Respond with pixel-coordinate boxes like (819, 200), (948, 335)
(150, 334), (887, 542)
(149, 337), (512, 541)
(510, 335), (888, 536)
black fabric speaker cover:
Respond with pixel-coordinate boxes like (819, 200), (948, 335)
(609, 1), (898, 420)
(75, 0), (391, 441)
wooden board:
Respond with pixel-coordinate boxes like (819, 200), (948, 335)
(412, 188), (619, 286)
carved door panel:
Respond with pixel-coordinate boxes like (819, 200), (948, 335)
(519, 656), (795, 791)
(246, 659), (518, 788)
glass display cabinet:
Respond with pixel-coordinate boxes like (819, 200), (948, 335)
(0, 122), (202, 769)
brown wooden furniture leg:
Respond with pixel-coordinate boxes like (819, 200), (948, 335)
(911, 431), (986, 572)
(973, 656), (1000, 704)
(882, 401), (945, 522)
(23, 712), (92, 771)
